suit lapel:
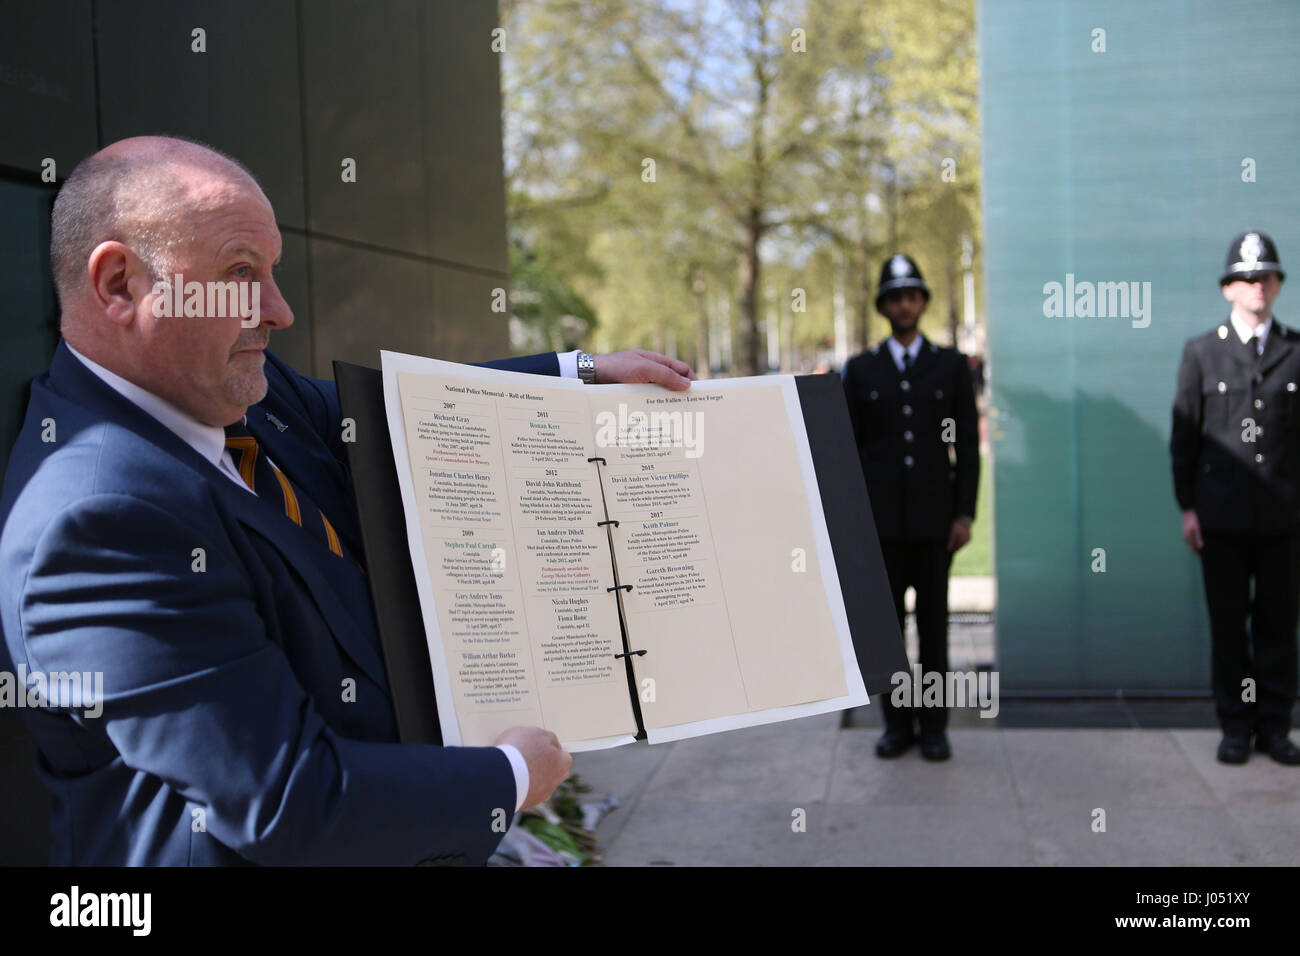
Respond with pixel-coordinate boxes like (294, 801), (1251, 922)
(1220, 317), (1262, 371)
(909, 335), (937, 380)
(48, 342), (388, 689)
(872, 339), (900, 380)
(205, 473), (388, 687)
(1258, 321), (1294, 376)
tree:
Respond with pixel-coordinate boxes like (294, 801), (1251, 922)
(501, 0), (980, 372)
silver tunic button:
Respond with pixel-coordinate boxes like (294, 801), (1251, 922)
(900, 380), (911, 391)
(903, 455), (914, 467)
(1256, 454), (1264, 463)
(1289, 382), (1297, 392)
(1255, 398), (1264, 409)
(869, 390), (878, 399)
(902, 405), (913, 416)
(904, 431), (914, 442)
(1217, 381), (1227, 393)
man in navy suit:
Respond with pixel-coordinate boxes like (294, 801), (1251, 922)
(0, 135), (695, 865)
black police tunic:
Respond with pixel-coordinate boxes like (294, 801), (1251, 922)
(1171, 319), (1300, 535)
(843, 336), (980, 541)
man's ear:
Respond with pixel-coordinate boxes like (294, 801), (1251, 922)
(87, 241), (147, 327)
(1220, 283), (1234, 303)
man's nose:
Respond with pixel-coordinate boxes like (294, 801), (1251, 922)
(258, 278), (295, 330)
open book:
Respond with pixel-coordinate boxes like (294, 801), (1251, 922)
(375, 351), (869, 751)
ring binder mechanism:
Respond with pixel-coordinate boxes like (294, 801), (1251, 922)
(590, 448), (648, 739)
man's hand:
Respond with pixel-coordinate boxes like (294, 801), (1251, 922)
(494, 726), (572, 810)
(594, 349), (696, 390)
(1181, 509), (1204, 552)
(947, 517), (972, 553)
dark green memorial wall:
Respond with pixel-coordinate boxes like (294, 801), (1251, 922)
(980, 0), (1300, 689)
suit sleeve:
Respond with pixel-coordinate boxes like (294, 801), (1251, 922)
(1170, 341), (1202, 512)
(19, 493), (516, 866)
(953, 355), (980, 520)
(475, 352), (562, 376)
(264, 350), (561, 466)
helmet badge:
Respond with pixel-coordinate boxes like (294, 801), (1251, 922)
(1241, 233), (1265, 269)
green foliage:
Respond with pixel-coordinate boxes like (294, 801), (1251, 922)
(501, 0), (981, 372)
(508, 243), (598, 353)
(518, 773), (603, 866)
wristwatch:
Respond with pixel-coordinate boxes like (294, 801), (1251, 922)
(577, 351), (596, 385)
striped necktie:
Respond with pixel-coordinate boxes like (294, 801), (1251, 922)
(224, 420), (353, 565)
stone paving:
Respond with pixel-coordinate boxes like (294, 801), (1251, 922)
(573, 591), (1298, 867)
(574, 714), (1300, 866)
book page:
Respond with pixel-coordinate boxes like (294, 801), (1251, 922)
(382, 352), (637, 750)
(584, 376), (868, 742)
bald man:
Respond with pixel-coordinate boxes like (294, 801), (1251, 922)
(0, 136), (695, 865)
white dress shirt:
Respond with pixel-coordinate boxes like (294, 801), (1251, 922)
(67, 342), (253, 492)
(557, 349), (581, 378)
(65, 342), (535, 812)
(886, 335), (924, 372)
(1229, 310), (1272, 354)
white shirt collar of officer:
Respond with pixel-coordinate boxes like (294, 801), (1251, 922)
(887, 335), (924, 372)
(1228, 310), (1271, 349)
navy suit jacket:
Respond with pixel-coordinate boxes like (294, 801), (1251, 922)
(0, 341), (560, 865)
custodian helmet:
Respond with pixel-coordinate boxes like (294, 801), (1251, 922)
(875, 253), (931, 310)
(1220, 231), (1285, 285)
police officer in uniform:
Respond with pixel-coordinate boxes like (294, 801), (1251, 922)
(1171, 231), (1300, 766)
(843, 254), (980, 761)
